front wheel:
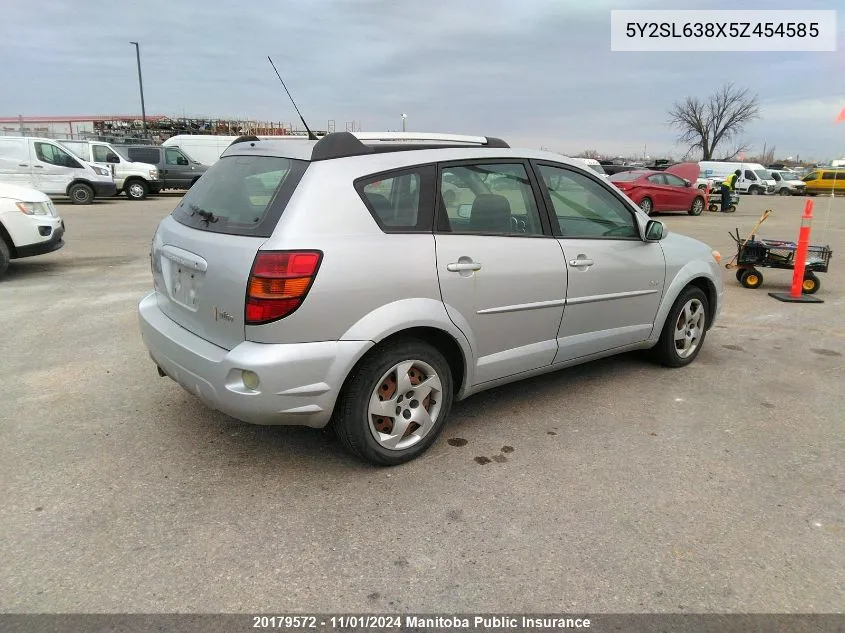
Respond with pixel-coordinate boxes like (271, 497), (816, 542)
(651, 286), (709, 368)
(68, 183), (94, 204)
(740, 269), (763, 289)
(689, 196), (704, 216)
(779, 188), (792, 196)
(750, 187), (762, 195)
(333, 340), (454, 466)
(125, 179), (149, 200)
(0, 238), (10, 278)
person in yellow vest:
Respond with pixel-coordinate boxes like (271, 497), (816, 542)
(721, 169), (741, 212)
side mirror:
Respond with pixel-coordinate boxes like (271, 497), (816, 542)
(644, 220), (665, 242)
(107, 155), (120, 163)
(684, 179), (691, 187)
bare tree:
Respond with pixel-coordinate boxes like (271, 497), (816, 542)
(576, 149), (601, 159)
(668, 83), (761, 160)
(752, 142), (776, 165)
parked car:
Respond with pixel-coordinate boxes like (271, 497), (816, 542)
(577, 158), (609, 179)
(768, 169), (807, 196)
(138, 131), (724, 465)
(0, 136), (116, 204)
(609, 164), (708, 216)
(698, 161), (776, 195)
(0, 183), (65, 278)
(802, 168), (845, 196)
(58, 139), (161, 200)
(115, 145), (208, 191)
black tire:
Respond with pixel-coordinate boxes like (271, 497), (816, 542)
(68, 183), (94, 205)
(688, 196), (704, 216)
(651, 286), (710, 368)
(749, 186), (762, 195)
(333, 339), (454, 466)
(124, 179), (149, 200)
(639, 197), (654, 215)
(728, 204), (737, 213)
(735, 268), (745, 281)
(802, 273), (820, 295)
(740, 269), (763, 289)
(189, 177), (200, 189)
(0, 237), (10, 278)
(708, 203), (719, 213)
(779, 188), (792, 196)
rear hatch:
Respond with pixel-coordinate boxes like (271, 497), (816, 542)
(150, 153), (308, 350)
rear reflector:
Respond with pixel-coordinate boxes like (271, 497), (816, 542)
(245, 250), (322, 325)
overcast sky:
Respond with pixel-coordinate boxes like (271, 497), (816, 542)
(1, 0), (843, 160)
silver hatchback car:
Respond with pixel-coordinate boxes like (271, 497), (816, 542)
(139, 132), (724, 465)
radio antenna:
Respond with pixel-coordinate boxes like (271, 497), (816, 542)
(267, 56), (318, 140)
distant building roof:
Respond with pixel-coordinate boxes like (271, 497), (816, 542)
(0, 114), (169, 124)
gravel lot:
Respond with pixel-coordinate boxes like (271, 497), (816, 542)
(1, 192), (843, 613)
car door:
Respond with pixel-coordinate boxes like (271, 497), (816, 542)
(164, 148), (196, 188)
(533, 161), (666, 363)
(434, 160), (566, 386)
(662, 172), (692, 210)
(645, 173), (671, 211)
(31, 140), (82, 194)
(0, 138), (35, 187)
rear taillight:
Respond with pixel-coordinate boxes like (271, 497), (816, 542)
(245, 251), (322, 325)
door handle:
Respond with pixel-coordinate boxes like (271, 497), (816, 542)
(569, 258), (594, 268)
(18, 163), (28, 167)
(33, 165), (44, 169)
(447, 262), (482, 272)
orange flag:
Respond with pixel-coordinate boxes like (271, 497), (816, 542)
(837, 106), (845, 124)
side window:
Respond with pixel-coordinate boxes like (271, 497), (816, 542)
(537, 164), (639, 239)
(822, 172), (838, 180)
(647, 174), (667, 185)
(744, 170), (756, 180)
(92, 145), (120, 163)
(165, 148), (188, 166)
(34, 142), (81, 168)
(803, 172), (818, 182)
(355, 165), (434, 232)
(438, 163), (544, 236)
(664, 173), (686, 187)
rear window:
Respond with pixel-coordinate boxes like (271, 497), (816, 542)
(171, 155), (308, 237)
(609, 171), (642, 182)
(127, 147), (160, 164)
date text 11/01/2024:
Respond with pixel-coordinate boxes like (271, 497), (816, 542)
(251, 615), (592, 629)
(625, 21), (820, 39)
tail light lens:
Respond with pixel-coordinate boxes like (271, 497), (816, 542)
(245, 250), (322, 325)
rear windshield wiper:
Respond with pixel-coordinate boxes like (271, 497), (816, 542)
(188, 204), (219, 224)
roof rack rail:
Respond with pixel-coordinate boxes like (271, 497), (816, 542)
(310, 131), (509, 161)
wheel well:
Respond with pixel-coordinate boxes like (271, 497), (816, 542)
(687, 277), (717, 329)
(0, 221), (16, 258)
(66, 179), (94, 195)
(362, 327), (466, 395)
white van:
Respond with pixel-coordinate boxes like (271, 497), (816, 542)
(698, 161), (776, 195)
(58, 140), (161, 200)
(577, 158), (609, 179)
(162, 134), (313, 166)
(0, 136), (116, 204)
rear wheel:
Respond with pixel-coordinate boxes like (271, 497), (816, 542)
(689, 196), (704, 216)
(68, 183), (94, 204)
(779, 188), (792, 196)
(333, 339), (454, 466)
(802, 273), (820, 294)
(735, 268), (745, 281)
(125, 179), (148, 200)
(639, 197), (653, 215)
(740, 269), (763, 289)
(0, 238), (10, 278)
(651, 286), (709, 368)
(750, 186), (762, 195)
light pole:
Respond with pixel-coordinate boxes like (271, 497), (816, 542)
(129, 41), (148, 137)
(401, 113), (406, 132)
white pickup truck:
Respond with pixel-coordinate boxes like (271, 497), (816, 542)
(58, 140), (162, 200)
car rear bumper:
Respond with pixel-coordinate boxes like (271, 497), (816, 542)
(138, 292), (373, 428)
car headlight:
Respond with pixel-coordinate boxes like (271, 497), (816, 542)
(149, 169), (158, 179)
(92, 166), (110, 176)
(16, 201), (51, 216)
